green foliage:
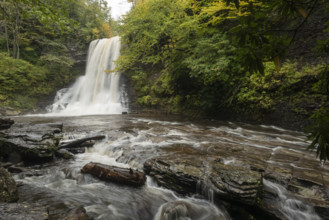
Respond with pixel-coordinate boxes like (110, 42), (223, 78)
(234, 61), (324, 114)
(39, 54), (74, 87)
(119, 0), (328, 117)
(118, 0), (247, 113)
(0, 0), (113, 111)
(307, 107), (329, 162)
(0, 53), (51, 108)
(184, 33), (242, 85)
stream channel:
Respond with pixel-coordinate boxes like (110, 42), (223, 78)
(11, 114), (328, 220)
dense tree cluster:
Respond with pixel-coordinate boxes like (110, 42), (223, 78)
(118, 0), (329, 160)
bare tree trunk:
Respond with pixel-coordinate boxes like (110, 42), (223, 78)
(4, 21), (9, 56)
(1, 0), (10, 56)
(12, 0), (20, 59)
(12, 23), (16, 58)
(15, 14), (19, 59)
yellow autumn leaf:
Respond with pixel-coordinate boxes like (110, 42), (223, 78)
(104, 69), (115, 74)
(296, 6), (308, 18)
(274, 56), (281, 73)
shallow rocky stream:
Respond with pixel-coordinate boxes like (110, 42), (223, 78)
(2, 114), (329, 220)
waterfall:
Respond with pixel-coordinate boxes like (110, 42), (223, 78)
(47, 36), (128, 116)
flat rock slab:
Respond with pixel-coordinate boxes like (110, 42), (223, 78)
(81, 162), (146, 187)
(0, 202), (48, 220)
(0, 123), (63, 162)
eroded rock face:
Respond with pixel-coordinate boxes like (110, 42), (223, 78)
(209, 160), (262, 206)
(143, 157), (263, 206)
(144, 158), (203, 194)
(0, 202), (48, 219)
(0, 166), (18, 203)
(0, 123), (63, 162)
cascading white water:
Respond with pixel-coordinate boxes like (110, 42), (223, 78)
(47, 36), (128, 116)
(263, 179), (321, 220)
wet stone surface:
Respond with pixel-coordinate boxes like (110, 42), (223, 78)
(144, 157), (263, 206)
(0, 166), (18, 203)
(0, 123), (63, 162)
(0, 202), (48, 220)
(3, 115), (329, 220)
(264, 164), (293, 186)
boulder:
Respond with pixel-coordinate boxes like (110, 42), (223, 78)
(0, 166), (18, 202)
(0, 123), (63, 163)
(0, 118), (14, 130)
(62, 206), (93, 220)
(81, 162), (146, 187)
(0, 202), (48, 219)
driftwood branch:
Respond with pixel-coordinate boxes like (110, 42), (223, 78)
(81, 162), (146, 187)
(59, 135), (106, 149)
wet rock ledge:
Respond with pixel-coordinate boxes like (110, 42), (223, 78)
(0, 121), (63, 162)
(144, 156), (329, 220)
(144, 157), (262, 205)
(0, 118), (105, 163)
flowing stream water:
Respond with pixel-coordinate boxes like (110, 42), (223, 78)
(12, 36), (328, 219)
(12, 115), (327, 220)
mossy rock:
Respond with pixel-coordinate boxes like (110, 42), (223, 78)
(0, 166), (18, 202)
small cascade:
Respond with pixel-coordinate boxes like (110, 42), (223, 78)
(263, 179), (321, 220)
(47, 36), (128, 116)
(153, 199), (230, 220)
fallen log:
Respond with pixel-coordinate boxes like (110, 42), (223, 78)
(81, 162), (146, 187)
(59, 135), (106, 149)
